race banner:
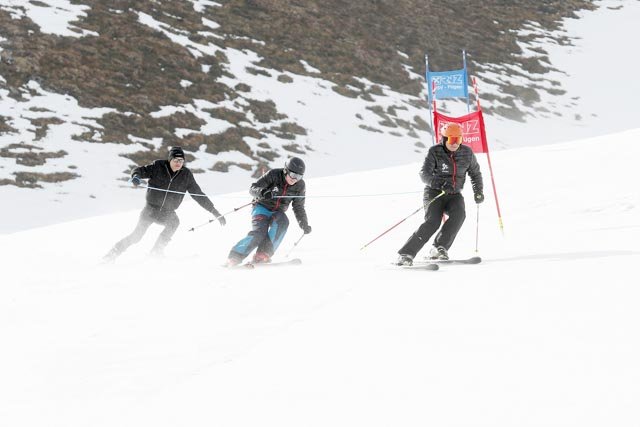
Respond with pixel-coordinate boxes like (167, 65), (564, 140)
(433, 110), (488, 154)
(426, 68), (469, 100)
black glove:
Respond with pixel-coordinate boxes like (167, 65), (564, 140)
(474, 192), (485, 204)
(130, 175), (141, 187)
(440, 181), (455, 193)
(261, 188), (274, 200)
(211, 209), (226, 226)
(302, 224), (312, 234)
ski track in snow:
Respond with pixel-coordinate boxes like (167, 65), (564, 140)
(1, 129), (640, 426)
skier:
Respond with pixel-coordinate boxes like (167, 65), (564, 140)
(396, 122), (484, 266)
(226, 157), (311, 266)
(103, 146), (225, 261)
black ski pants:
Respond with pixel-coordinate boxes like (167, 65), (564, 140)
(398, 190), (466, 257)
(113, 204), (180, 255)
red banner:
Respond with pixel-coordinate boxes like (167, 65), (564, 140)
(433, 110), (488, 154)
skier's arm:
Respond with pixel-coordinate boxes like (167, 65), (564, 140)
(468, 153), (483, 194)
(419, 149), (438, 187)
(249, 170), (277, 198)
(292, 182), (309, 230)
(132, 162), (155, 179)
(187, 173), (216, 213)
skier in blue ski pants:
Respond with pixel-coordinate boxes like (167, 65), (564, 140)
(230, 204), (290, 260)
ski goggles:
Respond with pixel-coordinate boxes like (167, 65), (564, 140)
(287, 171), (303, 180)
(444, 136), (462, 144)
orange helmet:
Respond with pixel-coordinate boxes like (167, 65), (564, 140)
(441, 122), (463, 138)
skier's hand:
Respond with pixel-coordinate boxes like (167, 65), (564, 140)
(440, 181), (454, 193)
(302, 224), (312, 234)
(130, 175), (142, 187)
(211, 208), (226, 226)
(261, 188), (274, 200)
(474, 192), (485, 204)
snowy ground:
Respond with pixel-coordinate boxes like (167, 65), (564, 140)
(1, 129), (639, 427)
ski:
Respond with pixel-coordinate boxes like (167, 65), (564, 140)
(392, 262), (440, 271)
(223, 262), (255, 269)
(246, 258), (302, 268)
(421, 256), (482, 265)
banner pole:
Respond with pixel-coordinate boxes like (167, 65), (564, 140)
(425, 55), (435, 146)
(463, 50), (471, 113)
(473, 76), (504, 235)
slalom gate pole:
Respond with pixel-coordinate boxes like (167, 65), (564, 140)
(360, 190), (445, 251)
(188, 201), (253, 232)
(425, 55), (436, 146)
(473, 76), (505, 236)
(284, 233), (306, 258)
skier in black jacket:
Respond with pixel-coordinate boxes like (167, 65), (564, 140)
(226, 157), (311, 266)
(396, 123), (484, 265)
(104, 146), (225, 261)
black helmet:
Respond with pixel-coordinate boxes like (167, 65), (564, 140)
(284, 157), (305, 175)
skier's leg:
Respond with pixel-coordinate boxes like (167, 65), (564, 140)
(257, 211), (290, 257)
(397, 196), (446, 258)
(151, 210), (180, 256)
(106, 206), (154, 259)
(433, 194), (466, 250)
(228, 206), (273, 262)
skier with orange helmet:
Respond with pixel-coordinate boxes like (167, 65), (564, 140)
(395, 122), (484, 265)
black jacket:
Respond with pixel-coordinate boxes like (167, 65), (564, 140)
(420, 144), (483, 194)
(132, 160), (217, 213)
(249, 168), (309, 228)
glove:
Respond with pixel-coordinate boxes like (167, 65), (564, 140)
(474, 192), (485, 204)
(130, 175), (141, 187)
(440, 181), (455, 193)
(302, 224), (312, 234)
(261, 188), (274, 200)
(211, 209), (226, 226)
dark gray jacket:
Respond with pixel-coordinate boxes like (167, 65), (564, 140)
(249, 168), (309, 228)
(420, 144), (483, 194)
(133, 160), (217, 213)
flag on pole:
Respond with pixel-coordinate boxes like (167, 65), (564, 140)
(433, 110), (488, 154)
(426, 68), (469, 100)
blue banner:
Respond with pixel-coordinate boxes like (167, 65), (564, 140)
(426, 68), (469, 100)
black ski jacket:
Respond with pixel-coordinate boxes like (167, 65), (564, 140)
(249, 168), (309, 228)
(132, 160), (217, 213)
(420, 144), (483, 194)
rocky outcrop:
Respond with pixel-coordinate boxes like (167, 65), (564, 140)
(0, 0), (595, 187)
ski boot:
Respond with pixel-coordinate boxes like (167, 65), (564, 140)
(395, 254), (414, 266)
(429, 246), (449, 260)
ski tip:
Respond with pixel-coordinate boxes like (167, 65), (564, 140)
(391, 262), (439, 271)
(468, 256), (482, 264)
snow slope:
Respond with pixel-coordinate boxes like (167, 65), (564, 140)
(1, 129), (639, 427)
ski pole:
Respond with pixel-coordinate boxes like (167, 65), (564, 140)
(284, 233), (306, 258)
(475, 203), (480, 253)
(188, 202), (253, 232)
(360, 190), (445, 250)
